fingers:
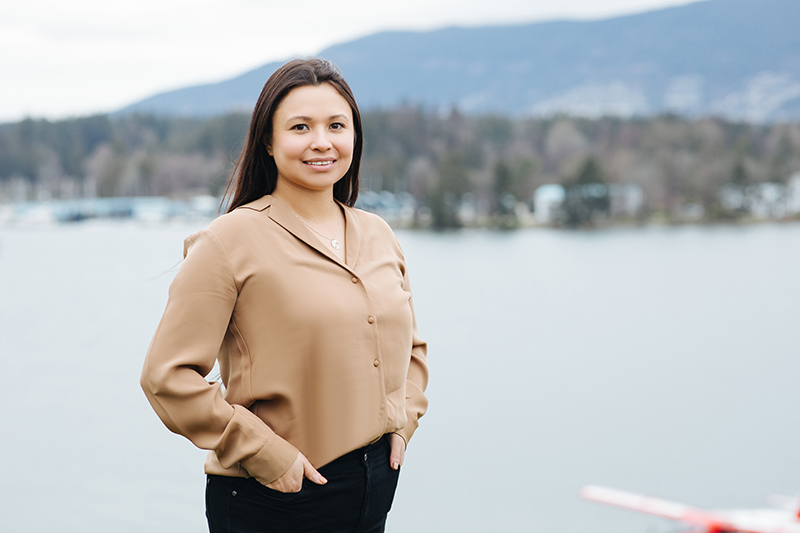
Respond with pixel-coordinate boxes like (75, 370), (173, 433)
(389, 433), (405, 470)
(265, 453), (305, 492)
(264, 452), (326, 492)
(302, 455), (327, 485)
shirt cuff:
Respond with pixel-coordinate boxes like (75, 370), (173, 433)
(240, 434), (299, 485)
(393, 410), (419, 447)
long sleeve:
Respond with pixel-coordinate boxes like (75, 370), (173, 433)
(140, 229), (298, 485)
(393, 256), (429, 446)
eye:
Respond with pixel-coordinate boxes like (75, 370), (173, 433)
(330, 122), (346, 131)
(290, 124), (309, 131)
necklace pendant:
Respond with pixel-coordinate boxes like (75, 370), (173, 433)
(331, 239), (341, 250)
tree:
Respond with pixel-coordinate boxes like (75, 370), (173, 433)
(559, 157), (610, 228)
(491, 160), (519, 229)
(428, 151), (469, 229)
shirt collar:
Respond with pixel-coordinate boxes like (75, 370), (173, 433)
(237, 195), (271, 212)
(249, 194), (361, 273)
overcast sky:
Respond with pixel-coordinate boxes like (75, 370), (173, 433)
(1, 0), (702, 122)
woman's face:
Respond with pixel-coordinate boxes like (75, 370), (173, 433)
(269, 83), (355, 196)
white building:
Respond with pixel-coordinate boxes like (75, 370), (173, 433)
(720, 177), (800, 219)
(608, 184), (645, 217)
(533, 184), (565, 224)
(788, 172), (800, 214)
(533, 183), (644, 223)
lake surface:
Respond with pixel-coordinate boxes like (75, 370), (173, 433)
(1, 220), (798, 533)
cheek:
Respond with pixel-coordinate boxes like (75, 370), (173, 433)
(272, 136), (305, 161)
(336, 134), (356, 159)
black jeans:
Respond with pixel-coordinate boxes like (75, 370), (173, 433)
(206, 435), (400, 533)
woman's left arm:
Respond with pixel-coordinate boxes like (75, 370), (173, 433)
(391, 259), (429, 465)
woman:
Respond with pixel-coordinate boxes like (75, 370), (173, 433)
(140, 58), (429, 533)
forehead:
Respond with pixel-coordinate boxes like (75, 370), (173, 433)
(275, 83), (353, 120)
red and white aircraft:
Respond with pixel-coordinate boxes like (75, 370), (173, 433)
(580, 485), (800, 533)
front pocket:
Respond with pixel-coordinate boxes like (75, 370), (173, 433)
(248, 477), (305, 501)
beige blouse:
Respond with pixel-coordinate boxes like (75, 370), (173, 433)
(140, 194), (428, 485)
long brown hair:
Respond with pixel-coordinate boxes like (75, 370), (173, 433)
(222, 58), (363, 213)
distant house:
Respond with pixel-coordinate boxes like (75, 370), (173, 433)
(533, 184), (565, 224)
(533, 183), (644, 224)
(720, 177), (800, 219)
(788, 172), (800, 215)
(608, 184), (645, 217)
(750, 182), (787, 219)
(355, 190), (417, 226)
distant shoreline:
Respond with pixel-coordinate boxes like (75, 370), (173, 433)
(3, 196), (799, 232)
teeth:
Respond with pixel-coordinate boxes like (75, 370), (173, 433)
(307, 160), (334, 166)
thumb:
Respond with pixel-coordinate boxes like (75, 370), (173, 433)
(389, 448), (402, 470)
(302, 456), (327, 485)
(389, 433), (405, 470)
(389, 446), (403, 471)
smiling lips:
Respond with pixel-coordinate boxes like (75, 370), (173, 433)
(305, 159), (336, 168)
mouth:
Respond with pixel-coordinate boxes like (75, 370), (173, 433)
(305, 159), (336, 168)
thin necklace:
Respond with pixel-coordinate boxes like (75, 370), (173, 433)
(289, 208), (343, 250)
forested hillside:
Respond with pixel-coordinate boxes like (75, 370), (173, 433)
(2, 110), (800, 227)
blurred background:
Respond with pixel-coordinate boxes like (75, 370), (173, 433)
(1, 0), (799, 532)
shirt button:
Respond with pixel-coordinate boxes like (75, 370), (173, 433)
(368, 316), (375, 324)
(351, 277), (358, 284)
(364, 452), (368, 461)
(373, 359), (380, 367)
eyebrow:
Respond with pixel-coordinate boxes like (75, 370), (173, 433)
(285, 114), (351, 124)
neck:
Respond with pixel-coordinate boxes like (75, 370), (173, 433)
(272, 183), (340, 223)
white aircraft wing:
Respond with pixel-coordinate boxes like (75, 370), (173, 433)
(580, 485), (739, 532)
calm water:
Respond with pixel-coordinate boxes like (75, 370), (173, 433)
(1, 220), (798, 533)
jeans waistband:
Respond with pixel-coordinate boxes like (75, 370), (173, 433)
(320, 434), (389, 472)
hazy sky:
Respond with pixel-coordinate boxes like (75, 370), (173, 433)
(1, 0), (702, 122)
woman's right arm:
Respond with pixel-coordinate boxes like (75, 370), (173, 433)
(140, 229), (299, 486)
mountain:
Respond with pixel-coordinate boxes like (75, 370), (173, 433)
(117, 0), (800, 122)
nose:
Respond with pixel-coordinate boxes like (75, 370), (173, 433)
(310, 128), (332, 151)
